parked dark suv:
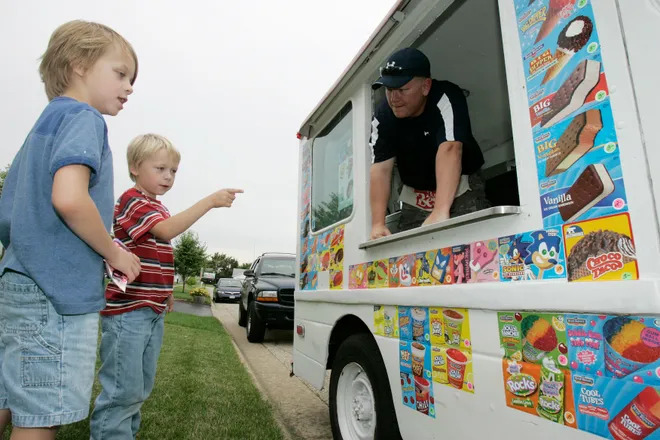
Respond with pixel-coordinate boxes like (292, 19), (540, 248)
(237, 253), (295, 342)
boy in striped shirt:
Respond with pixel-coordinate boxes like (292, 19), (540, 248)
(90, 134), (242, 439)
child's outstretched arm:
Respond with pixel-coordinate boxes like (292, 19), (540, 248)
(52, 164), (142, 282)
(150, 188), (243, 241)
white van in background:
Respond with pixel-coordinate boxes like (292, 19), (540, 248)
(294, 1), (660, 439)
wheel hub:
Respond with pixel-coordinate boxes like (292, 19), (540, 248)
(336, 362), (376, 439)
(352, 392), (373, 421)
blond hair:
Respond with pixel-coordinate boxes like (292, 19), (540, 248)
(39, 20), (138, 101)
(127, 134), (181, 182)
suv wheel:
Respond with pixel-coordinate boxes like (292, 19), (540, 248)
(246, 300), (266, 343)
(238, 300), (247, 327)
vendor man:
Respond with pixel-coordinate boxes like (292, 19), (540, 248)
(369, 47), (488, 239)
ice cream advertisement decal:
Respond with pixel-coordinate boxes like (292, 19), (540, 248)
(498, 311), (660, 438)
(515, 2), (626, 223)
(375, 306), (474, 418)
(513, 0), (637, 282)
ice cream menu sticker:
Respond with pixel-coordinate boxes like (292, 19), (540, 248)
(374, 306), (474, 419)
(498, 311), (660, 438)
(564, 213), (638, 282)
(513, 0), (630, 231)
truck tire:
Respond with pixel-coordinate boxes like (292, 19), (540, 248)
(238, 300), (247, 327)
(246, 300), (266, 343)
(330, 333), (402, 440)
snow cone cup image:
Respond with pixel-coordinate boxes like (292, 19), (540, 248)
(446, 348), (469, 389)
(411, 342), (427, 378)
(521, 315), (558, 363)
(412, 307), (427, 342)
(603, 317), (660, 379)
(608, 387), (660, 440)
(414, 376), (431, 415)
(443, 309), (464, 347)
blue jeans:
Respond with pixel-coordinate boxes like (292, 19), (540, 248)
(0, 271), (99, 427)
(89, 307), (165, 440)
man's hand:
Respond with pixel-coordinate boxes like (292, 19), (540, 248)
(370, 224), (392, 240)
(422, 210), (450, 227)
(166, 294), (174, 312)
(106, 247), (141, 283)
(209, 189), (244, 208)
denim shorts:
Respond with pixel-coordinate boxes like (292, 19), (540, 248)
(0, 271), (99, 427)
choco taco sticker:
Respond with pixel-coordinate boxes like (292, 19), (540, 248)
(563, 213), (638, 282)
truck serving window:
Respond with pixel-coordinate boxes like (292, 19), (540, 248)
(311, 102), (354, 232)
(371, 0), (520, 241)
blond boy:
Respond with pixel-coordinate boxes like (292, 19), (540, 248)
(0, 21), (141, 439)
(90, 134), (242, 439)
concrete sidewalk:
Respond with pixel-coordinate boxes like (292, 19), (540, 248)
(211, 303), (332, 440)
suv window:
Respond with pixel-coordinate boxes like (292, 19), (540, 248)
(259, 257), (296, 277)
(217, 279), (242, 287)
(311, 102), (353, 231)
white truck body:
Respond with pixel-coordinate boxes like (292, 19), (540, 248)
(294, 1), (660, 439)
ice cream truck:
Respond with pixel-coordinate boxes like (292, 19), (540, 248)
(293, 0), (660, 439)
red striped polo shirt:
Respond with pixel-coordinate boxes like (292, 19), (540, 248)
(102, 188), (174, 315)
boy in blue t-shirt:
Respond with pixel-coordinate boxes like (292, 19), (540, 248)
(0, 21), (142, 438)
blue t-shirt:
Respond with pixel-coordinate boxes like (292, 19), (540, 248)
(0, 97), (114, 314)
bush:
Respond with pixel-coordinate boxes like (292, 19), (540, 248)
(189, 287), (207, 297)
(186, 277), (198, 286)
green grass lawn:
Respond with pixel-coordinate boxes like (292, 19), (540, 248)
(2, 312), (283, 440)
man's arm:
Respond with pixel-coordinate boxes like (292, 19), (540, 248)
(52, 165), (141, 282)
(150, 189), (243, 241)
(369, 158), (394, 239)
(423, 141), (462, 225)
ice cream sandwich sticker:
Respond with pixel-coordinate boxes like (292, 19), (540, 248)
(563, 213), (638, 282)
(536, 101), (629, 228)
(540, 159), (628, 228)
(498, 230), (566, 281)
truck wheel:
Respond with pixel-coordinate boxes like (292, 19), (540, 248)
(238, 301), (247, 327)
(246, 300), (266, 343)
(330, 333), (402, 440)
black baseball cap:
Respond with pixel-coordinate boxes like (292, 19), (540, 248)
(372, 48), (431, 90)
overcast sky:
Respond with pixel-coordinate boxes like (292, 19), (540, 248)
(0, 0), (395, 264)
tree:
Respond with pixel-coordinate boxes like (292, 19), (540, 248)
(207, 252), (239, 278)
(173, 231), (207, 292)
(239, 262), (251, 269)
(312, 192), (352, 230)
